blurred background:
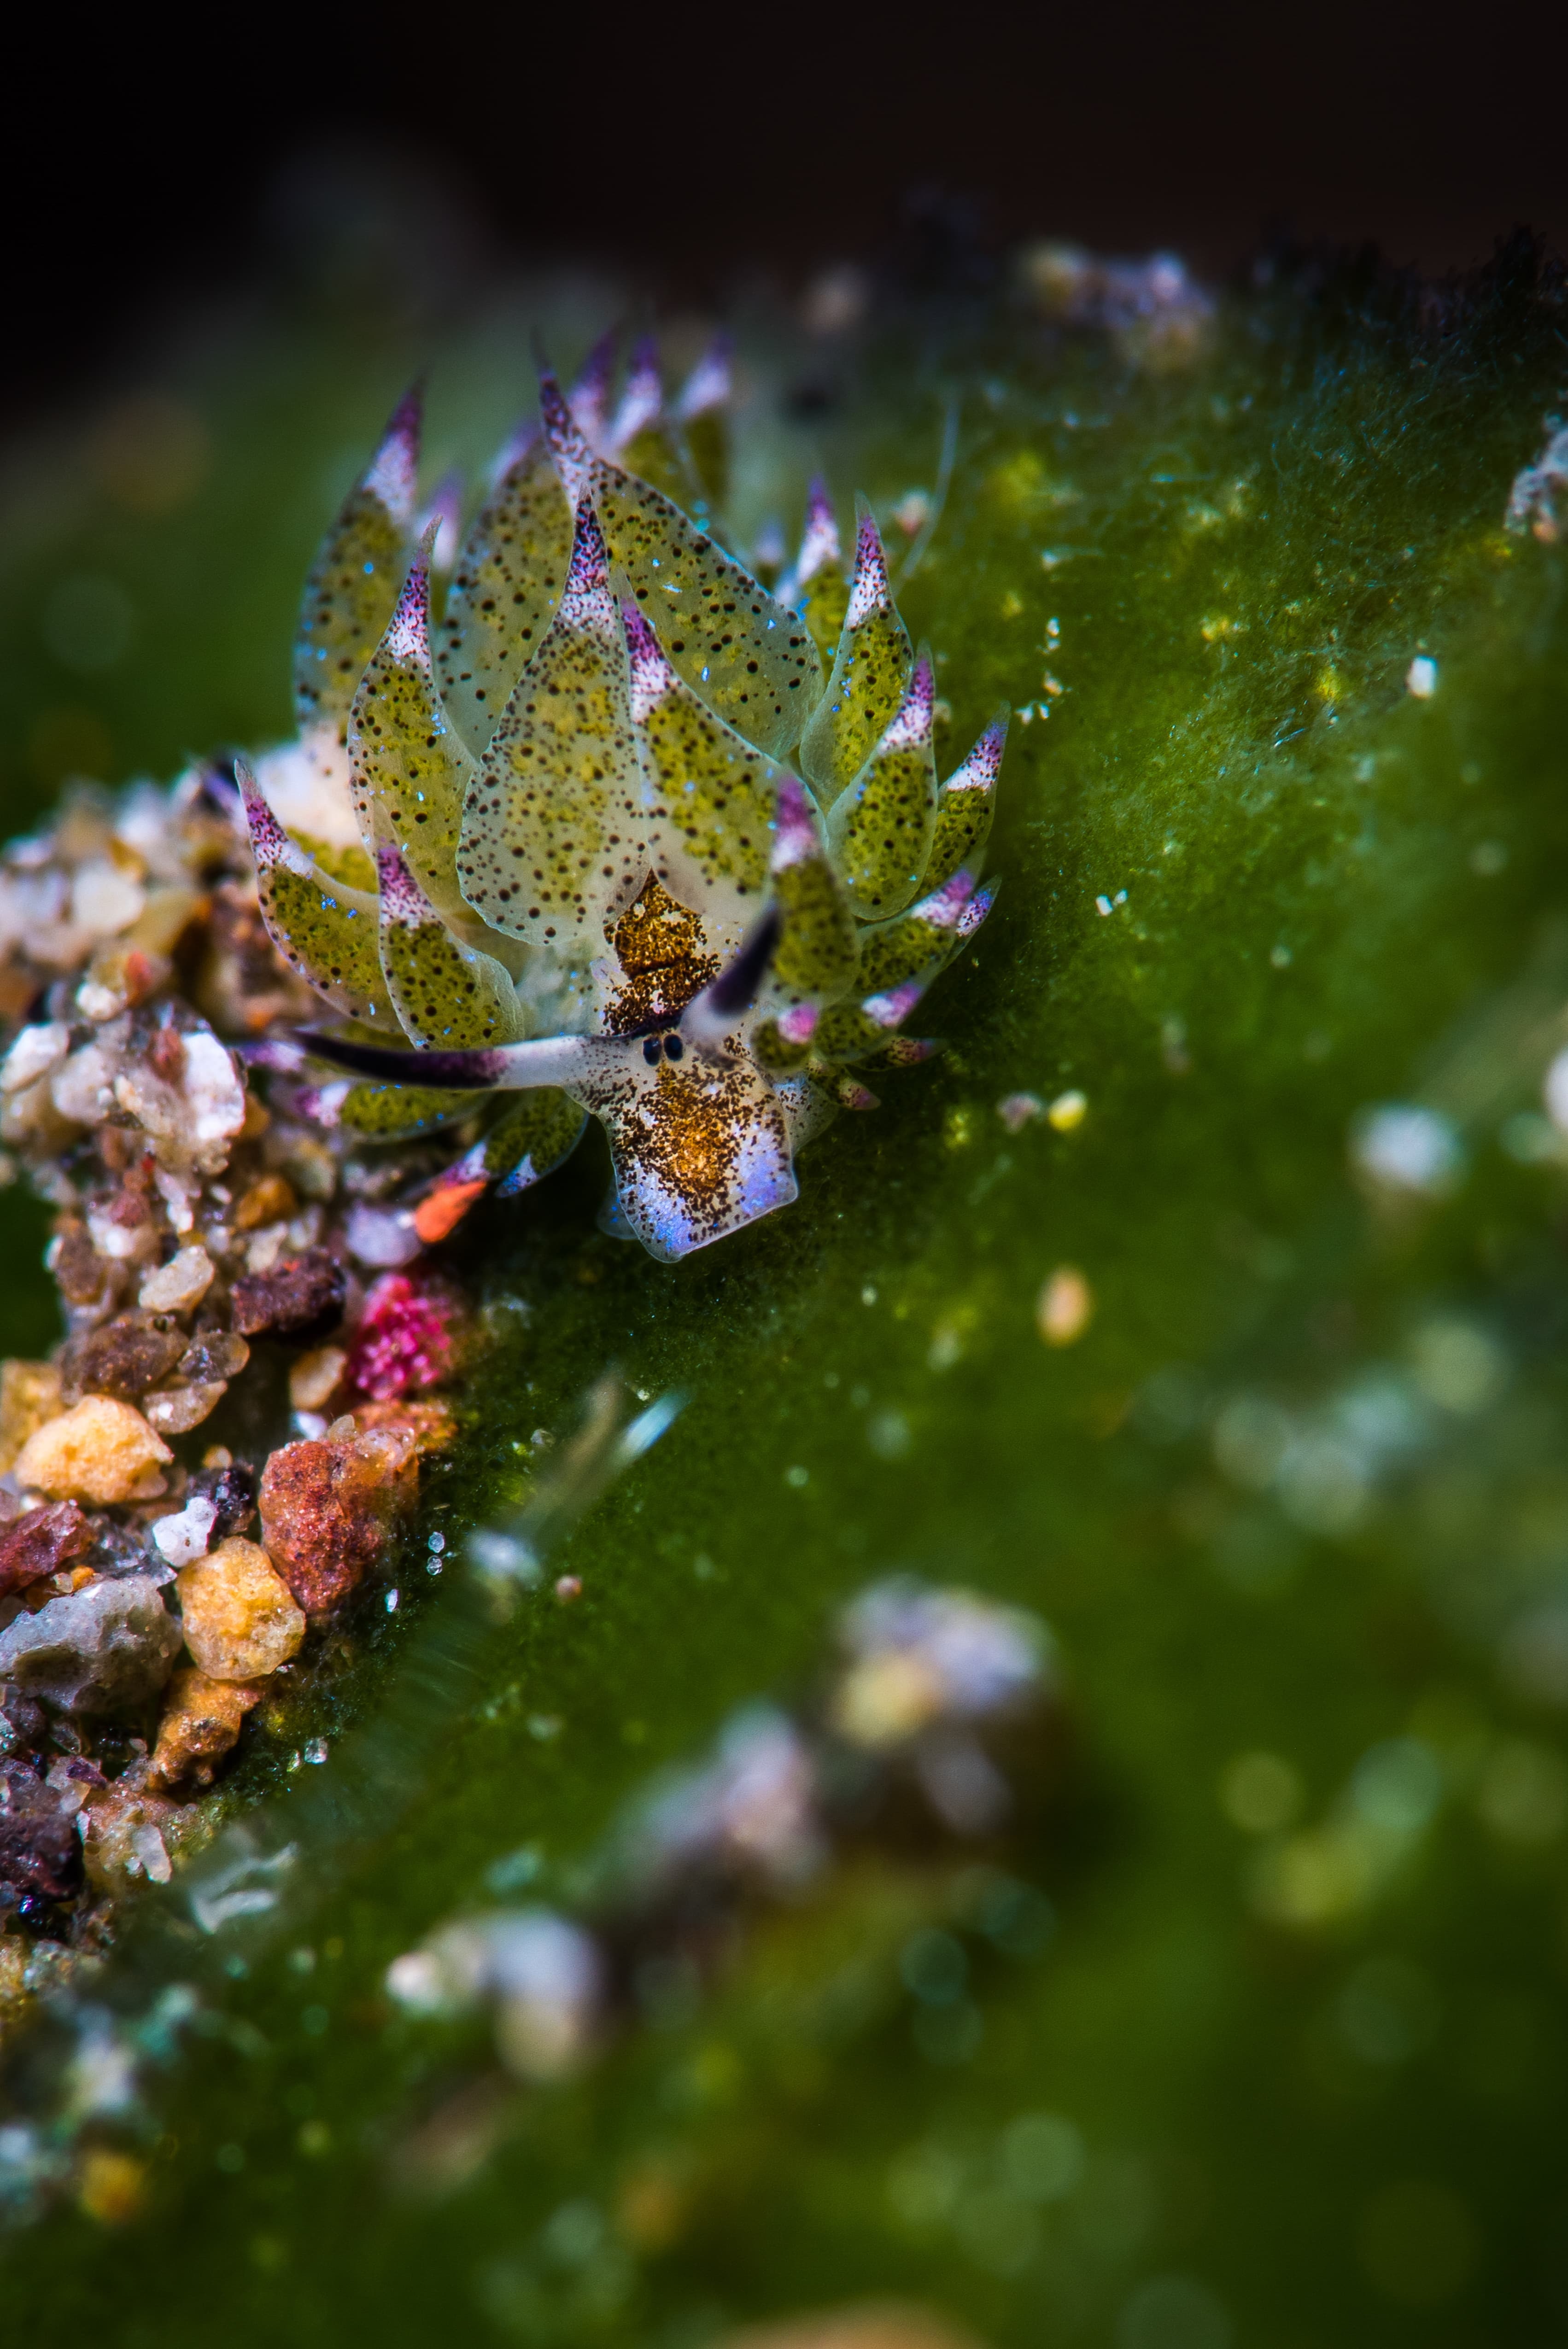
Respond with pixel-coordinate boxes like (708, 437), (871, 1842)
(2, 0), (1559, 833)
(6, 0), (1564, 436)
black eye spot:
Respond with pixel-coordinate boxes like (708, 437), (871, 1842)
(664, 1034), (684, 1061)
(643, 1036), (661, 1065)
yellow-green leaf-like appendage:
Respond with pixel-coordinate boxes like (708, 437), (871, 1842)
(293, 390), (420, 738)
(483, 1089), (589, 1190)
(291, 835), (378, 893)
(778, 479), (849, 662)
(624, 601), (774, 933)
(768, 777), (859, 1006)
(797, 503), (913, 805)
(811, 1000), (897, 1062)
(798, 562), (850, 666)
(619, 424), (696, 505)
(854, 867), (991, 997)
(238, 762), (397, 1028)
(347, 539), (484, 935)
(591, 461), (822, 758)
(457, 505), (650, 958)
(336, 1080), (485, 1139)
(826, 648), (938, 918)
(924, 712), (1008, 890)
(258, 866), (396, 1028)
(672, 339), (732, 510)
(434, 438), (573, 760)
(375, 847), (525, 1051)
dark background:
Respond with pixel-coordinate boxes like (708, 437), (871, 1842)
(4, 0), (1562, 430)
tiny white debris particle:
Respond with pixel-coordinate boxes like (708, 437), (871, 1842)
(386, 1951), (444, 2012)
(784, 1465), (809, 1488)
(1406, 655), (1438, 698)
(0, 1023), (69, 1095)
(152, 1492), (218, 1567)
(139, 1243), (216, 1314)
(385, 1588), (399, 1612)
(131, 1823), (172, 1884)
(1047, 1090), (1088, 1133)
(1270, 943), (1292, 968)
(867, 1409), (912, 1461)
(344, 1200), (421, 1268)
(861, 1284), (878, 1305)
(1095, 895), (1113, 917)
(1037, 1267), (1094, 1346)
(997, 1092), (1045, 1132)
(304, 1738), (328, 1765)
(1504, 421), (1568, 541)
(1351, 1103), (1463, 1196)
(1544, 1048), (1568, 1134)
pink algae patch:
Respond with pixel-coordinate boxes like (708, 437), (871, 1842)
(343, 1272), (456, 1402)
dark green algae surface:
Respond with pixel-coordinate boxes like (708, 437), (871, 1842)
(2, 238), (1568, 2343)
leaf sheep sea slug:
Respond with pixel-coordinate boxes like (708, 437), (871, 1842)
(246, 345), (1007, 1262)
